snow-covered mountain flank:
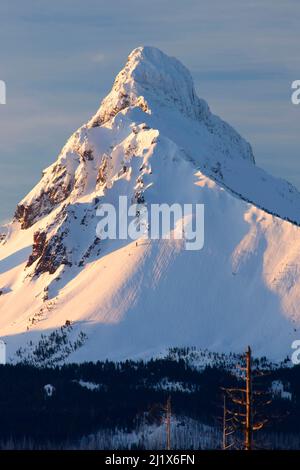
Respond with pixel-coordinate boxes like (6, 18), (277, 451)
(1, 46), (300, 363)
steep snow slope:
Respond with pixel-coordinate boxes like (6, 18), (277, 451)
(1, 46), (300, 363)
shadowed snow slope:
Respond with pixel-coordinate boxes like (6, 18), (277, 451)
(1, 46), (300, 363)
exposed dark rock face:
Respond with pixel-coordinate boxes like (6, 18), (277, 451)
(80, 149), (93, 161)
(78, 238), (101, 267)
(15, 204), (35, 230)
(26, 231), (47, 267)
(34, 232), (72, 276)
(135, 191), (145, 204)
(89, 90), (149, 128)
(97, 159), (108, 185)
(90, 93), (131, 128)
(15, 174), (73, 230)
(26, 227), (72, 276)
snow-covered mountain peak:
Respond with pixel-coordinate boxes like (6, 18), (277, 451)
(3, 47), (300, 364)
(89, 46), (211, 126)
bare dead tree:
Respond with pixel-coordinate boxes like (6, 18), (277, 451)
(164, 395), (172, 450)
(222, 346), (271, 450)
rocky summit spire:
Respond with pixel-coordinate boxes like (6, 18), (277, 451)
(14, 47), (256, 230)
(88, 46), (210, 127)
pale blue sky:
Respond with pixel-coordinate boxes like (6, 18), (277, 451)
(0, 0), (299, 223)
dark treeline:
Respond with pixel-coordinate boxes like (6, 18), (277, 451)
(0, 350), (299, 447)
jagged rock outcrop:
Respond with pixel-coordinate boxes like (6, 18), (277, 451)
(26, 231), (47, 267)
(15, 179), (73, 229)
(34, 231), (72, 276)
